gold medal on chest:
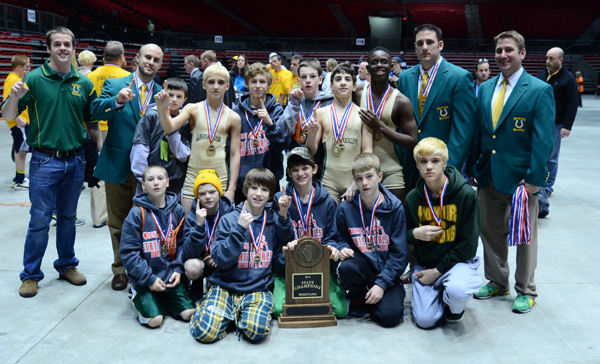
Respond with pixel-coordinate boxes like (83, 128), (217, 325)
(252, 139), (259, 147)
(254, 254), (261, 263)
(206, 144), (216, 157)
(331, 144), (341, 157)
(373, 131), (382, 141)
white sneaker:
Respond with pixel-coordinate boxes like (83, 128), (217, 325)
(12, 177), (29, 190)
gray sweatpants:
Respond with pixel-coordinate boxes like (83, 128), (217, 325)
(411, 257), (481, 328)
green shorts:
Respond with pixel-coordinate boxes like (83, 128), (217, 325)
(132, 283), (194, 322)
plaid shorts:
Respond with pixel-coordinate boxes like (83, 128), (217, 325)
(189, 285), (273, 343)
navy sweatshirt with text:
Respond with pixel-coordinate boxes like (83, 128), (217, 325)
(336, 184), (408, 290)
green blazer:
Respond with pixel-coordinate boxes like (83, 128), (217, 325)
(398, 58), (476, 184)
(471, 70), (555, 194)
(91, 74), (162, 184)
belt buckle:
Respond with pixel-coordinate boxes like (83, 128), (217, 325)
(55, 150), (68, 158)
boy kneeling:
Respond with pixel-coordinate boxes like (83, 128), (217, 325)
(405, 137), (481, 328)
(181, 169), (235, 301)
(336, 153), (408, 327)
(189, 169), (294, 343)
(120, 165), (195, 328)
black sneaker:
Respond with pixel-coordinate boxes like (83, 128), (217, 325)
(348, 300), (366, 317)
(444, 305), (464, 323)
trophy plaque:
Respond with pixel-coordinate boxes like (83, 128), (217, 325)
(277, 237), (337, 328)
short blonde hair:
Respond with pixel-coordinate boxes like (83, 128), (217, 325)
(78, 50), (97, 66)
(352, 153), (381, 176)
(203, 64), (230, 83)
(413, 137), (448, 163)
(244, 62), (272, 85)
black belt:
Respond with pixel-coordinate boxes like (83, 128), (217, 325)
(34, 147), (83, 158)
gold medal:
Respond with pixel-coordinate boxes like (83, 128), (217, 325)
(254, 254), (261, 263)
(206, 144), (216, 157)
(302, 129), (309, 135)
(373, 131), (382, 141)
(331, 144), (341, 157)
(162, 244), (169, 257)
(252, 139), (259, 147)
(299, 133), (306, 144)
(366, 242), (374, 250)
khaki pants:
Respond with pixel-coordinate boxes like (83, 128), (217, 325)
(105, 173), (138, 275)
(478, 183), (538, 298)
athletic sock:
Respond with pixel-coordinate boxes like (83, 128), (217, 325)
(14, 171), (25, 184)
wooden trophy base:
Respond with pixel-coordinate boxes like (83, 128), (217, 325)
(278, 302), (337, 328)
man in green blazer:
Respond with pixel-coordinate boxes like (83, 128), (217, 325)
(469, 31), (555, 314)
(398, 24), (476, 189)
(91, 43), (164, 290)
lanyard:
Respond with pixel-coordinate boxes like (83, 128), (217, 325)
(247, 209), (267, 261)
(330, 103), (353, 144)
(133, 73), (154, 116)
(150, 211), (174, 258)
(423, 176), (449, 226)
(205, 101), (224, 144)
(299, 101), (321, 131)
(244, 110), (264, 141)
(366, 84), (391, 118)
(205, 209), (220, 254)
(359, 192), (382, 246)
(292, 187), (314, 236)
(419, 59), (440, 100)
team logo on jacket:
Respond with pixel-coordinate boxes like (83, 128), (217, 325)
(347, 218), (390, 253)
(71, 84), (81, 97)
(513, 117), (525, 132)
(238, 238), (272, 268)
(438, 105), (449, 120)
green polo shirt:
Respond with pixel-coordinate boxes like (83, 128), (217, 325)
(17, 60), (97, 152)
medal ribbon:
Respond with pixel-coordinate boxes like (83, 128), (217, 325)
(293, 187), (314, 236)
(366, 84), (391, 118)
(330, 103), (353, 144)
(419, 59), (440, 100)
(246, 209), (267, 260)
(204, 101), (224, 144)
(424, 176), (449, 227)
(509, 185), (531, 246)
(299, 101), (321, 132)
(133, 73), (154, 116)
(359, 192), (382, 246)
(205, 209), (220, 254)
(244, 110), (264, 145)
(150, 211), (174, 259)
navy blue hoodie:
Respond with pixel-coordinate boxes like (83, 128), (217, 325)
(210, 202), (295, 293)
(273, 179), (340, 271)
(120, 192), (186, 288)
(336, 184), (408, 290)
(181, 196), (235, 261)
(234, 93), (286, 188)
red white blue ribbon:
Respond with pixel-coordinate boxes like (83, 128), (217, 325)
(246, 209), (267, 258)
(359, 192), (382, 247)
(133, 73), (154, 116)
(293, 187), (314, 236)
(244, 110), (264, 145)
(330, 103), (353, 144)
(423, 176), (449, 227)
(205, 101), (224, 144)
(419, 59), (440, 100)
(509, 185), (531, 246)
(205, 209), (220, 254)
(150, 211), (174, 258)
(366, 84), (391, 118)
(300, 101), (321, 132)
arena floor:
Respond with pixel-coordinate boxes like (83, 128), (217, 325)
(1, 95), (599, 364)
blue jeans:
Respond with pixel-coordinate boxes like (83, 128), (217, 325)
(20, 150), (86, 281)
(545, 124), (562, 192)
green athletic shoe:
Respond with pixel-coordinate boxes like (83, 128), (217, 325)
(512, 295), (535, 313)
(473, 284), (510, 300)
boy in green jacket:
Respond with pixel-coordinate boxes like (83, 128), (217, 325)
(404, 137), (481, 328)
